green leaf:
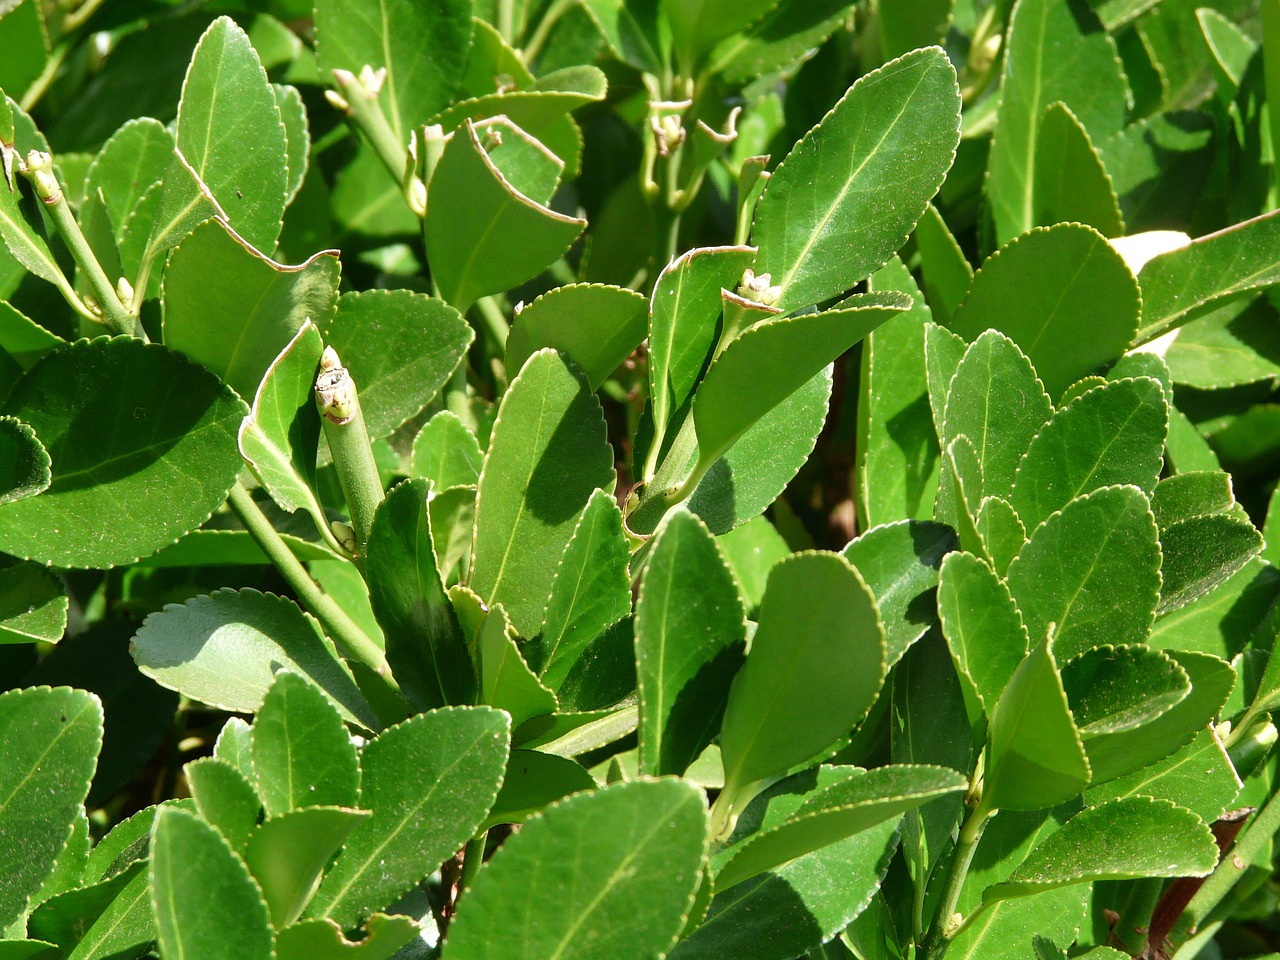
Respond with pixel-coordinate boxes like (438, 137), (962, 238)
(507, 283), (647, 390)
(317, 0), (471, 144)
(478, 603), (557, 728)
(1164, 300), (1280, 389)
(321, 289), (474, 441)
(0, 687), (102, 930)
(132, 588), (378, 728)
(1061, 645), (1190, 737)
(244, 807), (368, 928)
(937, 434), (983, 550)
(238, 319), (329, 536)
(471, 349), (614, 636)
(986, 0), (1128, 243)
(719, 552), (887, 797)
(1086, 728), (1241, 824)
(580, 0), (665, 74)
(309, 706), (510, 928)
(138, 146), (222, 279)
(0, 299), (62, 371)
(693, 295), (906, 470)
(0, 415), (48, 505)
(185, 757), (262, 851)
(975, 497), (1026, 576)
(706, 0), (853, 84)
(923, 321), (967, 440)
(1149, 559), (1280, 661)
(366, 478), (475, 710)
(982, 798), (1216, 903)
(1010, 377), (1168, 531)
(878, 0), (951, 60)
(0, 2), (48, 98)
(444, 780), (708, 960)
(214, 719), (255, 786)
(273, 83), (309, 206)
(636, 508), (746, 777)
(1157, 514), (1264, 614)
(252, 671), (360, 817)
(938, 550), (1030, 722)
(913, 204), (973, 326)
(0, 160), (70, 297)
(276, 914), (419, 960)
(753, 46), (960, 312)
(0, 561), (65, 645)
(175, 16), (288, 251)
(1033, 102), (1124, 237)
(984, 631), (1090, 812)
(426, 119), (586, 311)
(480, 749), (597, 831)
(1006, 485), (1161, 662)
(27, 861), (153, 960)
(0, 338), (247, 568)
(535, 489), (631, 690)
(942, 331), (1053, 500)
(83, 118), (173, 250)
(663, 0), (777, 70)
(164, 218), (340, 403)
(410, 411), (483, 490)
(716, 764), (966, 890)
(151, 807), (274, 960)
(842, 520), (955, 669)
(716, 516), (790, 615)
(1151, 471), (1236, 528)
(950, 225), (1141, 398)
(1137, 209), (1280, 342)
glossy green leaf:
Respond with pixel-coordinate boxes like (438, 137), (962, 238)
(1150, 470), (1236, 528)
(276, 914), (419, 960)
(753, 46), (960, 312)
(430, 485), (476, 586)
(82, 118), (173, 250)
(664, 0), (775, 69)
(1157, 513), (1264, 614)
(942, 331), (1053, 500)
(0, 299), (62, 371)
(480, 749), (597, 831)
(975, 497), (1026, 576)
(0, 415), (48, 505)
(1006, 485), (1161, 662)
(0, 338), (246, 568)
(175, 16), (288, 251)
(252, 671), (360, 817)
(720, 552), (887, 797)
(28, 861), (153, 960)
(1033, 102), (1124, 236)
(937, 434), (984, 551)
(938, 550), (1030, 721)
(1061, 645), (1189, 736)
(138, 146), (222, 279)
(0, 162), (69, 297)
(842, 520), (955, 669)
(535, 489), (631, 690)
(479, 603), (557, 727)
(1010, 377), (1168, 531)
(1149, 558), (1280, 661)
(164, 218), (340, 402)
(923, 321), (967, 440)
(986, 0), (1128, 242)
(913, 204), (972, 326)
(151, 807), (274, 960)
(636, 508), (746, 777)
(716, 515), (790, 614)
(427, 120), (585, 311)
(0, 687), (102, 930)
(0, 561), (65, 645)
(273, 83), (308, 206)
(950, 225), (1141, 398)
(444, 780), (707, 960)
(244, 807), (368, 928)
(507, 283), (646, 390)
(132, 588), (377, 728)
(983, 798), (1216, 903)
(213, 720), (256, 793)
(1086, 728), (1241, 824)
(366, 479), (475, 710)
(309, 706), (510, 928)
(185, 757), (262, 851)
(694, 295), (906, 470)
(410, 411), (482, 490)
(471, 349), (614, 636)
(984, 631), (1090, 811)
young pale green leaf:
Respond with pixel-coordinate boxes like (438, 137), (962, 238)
(163, 218), (340, 402)
(244, 807), (368, 929)
(984, 631), (1090, 812)
(982, 798), (1216, 903)
(842, 520), (955, 669)
(938, 551), (1030, 722)
(1033, 102), (1124, 237)
(1006, 485), (1161, 662)
(426, 120), (585, 311)
(238, 320), (328, 535)
(636, 508), (746, 777)
(942, 331), (1053, 500)
(693, 295), (907, 470)
(150, 808), (274, 960)
(0, 687), (102, 931)
(535, 489), (631, 690)
(936, 434), (984, 555)
(321, 290), (473, 442)
(986, 0), (1128, 243)
(975, 497), (1027, 576)
(1010, 377), (1168, 531)
(251, 671), (360, 818)
(0, 338), (247, 568)
(83, 118), (174, 249)
(715, 516), (789, 615)
(478, 603), (557, 728)
(0, 415), (48, 505)
(923, 321), (967, 440)
(506, 283), (647, 390)
(753, 46), (960, 311)
(1157, 514), (1264, 614)
(0, 562), (66, 645)
(212, 720), (254, 783)
(184, 757), (262, 851)
(950, 225), (1141, 398)
(1086, 728), (1241, 824)
(132, 588), (377, 728)
(716, 764), (967, 890)
(719, 552), (887, 796)
(310, 706), (510, 928)
(410, 412), (482, 490)
(471, 350), (614, 637)
(276, 913), (419, 960)
(366, 479), (475, 711)
(1061, 645), (1190, 737)
(480, 749), (597, 831)
(175, 16), (288, 251)
(444, 780), (707, 960)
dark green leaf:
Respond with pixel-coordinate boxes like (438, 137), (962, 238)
(410, 411), (482, 490)
(0, 415), (48, 505)
(480, 749), (597, 831)
(276, 913), (419, 960)
(27, 861), (152, 960)
(0, 561), (65, 645)
(1157, 514), (1264, 614)
(0, 299), (62, 371)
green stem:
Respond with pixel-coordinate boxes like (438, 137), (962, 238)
(920, 801), (994, 960)
(473, 295), (510, 350)
(61, 0), (109, 33)
(329, 70), (422, 215)
(521, 0), (577, 63)
(227, 483), (393, 681)
(458, 834), (487, 892)
(1263, 0), (1280, 207)
(497, 0), (516, 45)
(19, 42), (71, 112)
